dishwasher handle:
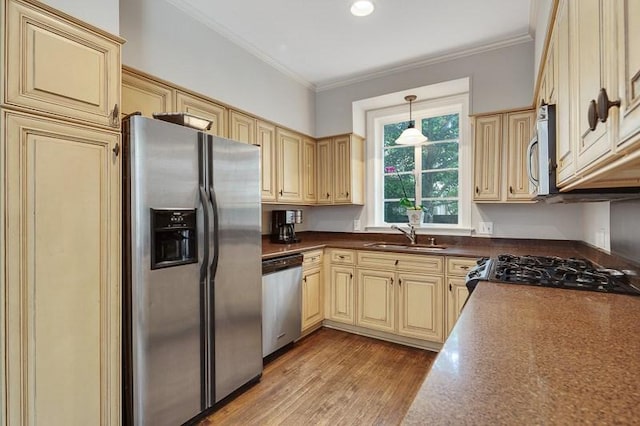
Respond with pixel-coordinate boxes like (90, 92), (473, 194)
(262, 254), (303, 275)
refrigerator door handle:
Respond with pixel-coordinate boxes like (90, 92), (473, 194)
(209, 184), (220, 277)
(199, 185), (211, 279)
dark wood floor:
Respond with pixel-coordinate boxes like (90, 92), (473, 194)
(200, 328), (436, 425)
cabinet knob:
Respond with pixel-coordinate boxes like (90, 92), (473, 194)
(597, 88), (621, 124)
(112, 143), (120, 156)
(588, 99), (598, 131)
(303, 276), (307, 282)
(390, 277), (394, 286)
(449, 283), (452, 292)
(326, 192), (330, 199)
(475, 186), (480, 195)
(350, 273), (353, 279)
(509, 186), (513, 194)
(394, 259), (398, 266)
(399, 278), (402, 287)
(346, 191), (349, 197)
(110, 104), (119, 127)
(279, 190), (283, 196)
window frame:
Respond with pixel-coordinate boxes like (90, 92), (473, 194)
(366, 93), (471, 231)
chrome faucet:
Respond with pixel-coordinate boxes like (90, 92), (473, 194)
(391, 224), (417, 245)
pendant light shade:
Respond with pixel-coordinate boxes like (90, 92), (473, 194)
(395, 95), (428, 145)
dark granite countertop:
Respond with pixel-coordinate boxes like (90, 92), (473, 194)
(402, 282), (640, 425)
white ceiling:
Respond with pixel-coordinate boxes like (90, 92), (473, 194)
(167, 0), (534, 91)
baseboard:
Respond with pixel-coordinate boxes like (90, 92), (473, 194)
(322, 321), (443, 352)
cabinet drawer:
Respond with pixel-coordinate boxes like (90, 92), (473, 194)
(357, 251), (443, 274)
(446, 257), (478, 277)
(328, 249), (355, 265)
(5, 0), (122, 128)
(303, 249), (323, 268)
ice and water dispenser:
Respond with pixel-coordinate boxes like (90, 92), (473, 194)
(150, 209), (197, 269)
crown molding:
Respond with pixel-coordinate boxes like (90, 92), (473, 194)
(163, 0), (316, 90)
(315, 34), (533, 92)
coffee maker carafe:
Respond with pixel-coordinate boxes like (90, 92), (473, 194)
(270, 210), (303, 244)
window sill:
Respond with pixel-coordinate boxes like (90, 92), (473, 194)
(364, 226), (474, 236)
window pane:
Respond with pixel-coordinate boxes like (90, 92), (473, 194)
(422, 142), (459, 170)
(384, 173), (415, 198)
(422, 171), (458, 198)
(384, 146), (415, 172)
(384, 121), (410, 147)
(420, 200), (459, 224)
(421, 114), (459, 141)
(384, 201), (409, 223)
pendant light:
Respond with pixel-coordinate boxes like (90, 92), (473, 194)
(395, 95), (428, 145)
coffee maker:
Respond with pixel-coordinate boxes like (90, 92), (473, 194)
(270, 210), (303, 244)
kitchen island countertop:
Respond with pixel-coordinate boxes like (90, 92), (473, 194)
(402, 282), (640, 425)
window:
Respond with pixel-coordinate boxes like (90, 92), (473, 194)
(366, 92), (470, 229)
(383, 113), (460, 224)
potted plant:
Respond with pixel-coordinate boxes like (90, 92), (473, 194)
(385, 166), (425, 226)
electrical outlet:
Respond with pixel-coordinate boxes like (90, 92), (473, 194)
(478, 221), (494, 235)
(353, 219), (361, 231)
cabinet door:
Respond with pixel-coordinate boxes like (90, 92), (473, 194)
(505, 110), (535, 200)
(176, 91), (227, 137)
(397, 273), (444, 342)
(616, 0), (640, 151)
(276, 128), (303, 203)
(356, 269), (395, 333)
(258, 120), (277, 202)
(2, 111), (120, 426)
(473, 115), (502, 201)
(446, 278), (469, 336)
(333, 135), (352, 203)
(572, 0), (615, 171)
(303, 137), (317, 204)
(302, 267), (323, 331)
(327, 265), (355, 325)
(316, 138), (333, 204)
(122, 71), (174, 118)
(5, 0), (121, 129)
(229, 110), (256, 143)
(556, 0), (576, 185)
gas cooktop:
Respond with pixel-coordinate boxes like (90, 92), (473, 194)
(490, 254), (640, 296)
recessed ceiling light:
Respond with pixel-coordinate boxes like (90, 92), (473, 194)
(350, 0), (375, 17)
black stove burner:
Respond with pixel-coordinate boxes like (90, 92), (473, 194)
(491, 254), (640, 296)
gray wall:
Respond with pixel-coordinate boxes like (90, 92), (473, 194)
(41, 0), (119, 34)
(119, 0), (316, 136)
(315, 41), (535, 137)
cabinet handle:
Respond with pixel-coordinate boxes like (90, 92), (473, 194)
(303, 276), (307, 282)
(390, 277), (394, 286)
(449, 283), (452, 292)
(326, 192), (330, 199)
(399, 278), (402, 287)
(460, 265), (470, 270)
(475, 186), (479, 195)
(112, 143), (120, 156)
(350, 273), (353, 279)
(509, 186), (513, 194)
(338, 255), (345, 259)
(279, 190), (283, 196)
(587, 99), (598, 131)
(346, 191), (349, 197)
(110, 104), (119, 127)
(394, 259), (399, 266)
(597, 88), (621, 124)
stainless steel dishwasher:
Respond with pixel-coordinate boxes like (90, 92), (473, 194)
(261, 254), (303, 357)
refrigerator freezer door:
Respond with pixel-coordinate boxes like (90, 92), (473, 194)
(208, 136), (263, 403)
(128, 116), (204, 425)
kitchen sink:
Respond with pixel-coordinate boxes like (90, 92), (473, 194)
(363, 242), (447, 251)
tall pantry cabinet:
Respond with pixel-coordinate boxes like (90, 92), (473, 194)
(1, 0), (123, 425)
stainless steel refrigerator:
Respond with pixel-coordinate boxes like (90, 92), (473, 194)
(122, 115), (262, 426)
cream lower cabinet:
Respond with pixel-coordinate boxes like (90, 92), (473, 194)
(354, 251), (445, 344)
(326, 249), (356, 325)
(446, 257), (475, 335)
(1, 110), (121, 426)
(302, 250), (324, 333)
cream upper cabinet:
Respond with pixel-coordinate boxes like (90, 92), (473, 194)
(505, 110), (536, 200)
(316, 138), (334, 204)
(555, 0), (576, 186)
(327, 264), (355, 325)
(571, 0), (617, 172)
(616, 0), (640, 152)
(314, 134), (364, 205)
(276, 127), (303, 203)
(122, 70), (174, 118)
(258, 120), (277, 202)
(4, 0), (122, 129)
(356, 268), (395, 333)
(229, 109), (256, 143)
(176, 91), (227, 137)
(397, 273), (444, 342)
(473, 114), (503, 201)
(473, 110), (535, 203)
(2, 110), (120, 426)
(303, 137), (317, 204)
